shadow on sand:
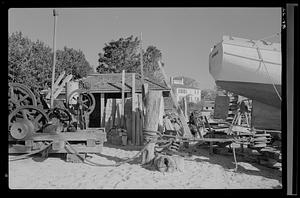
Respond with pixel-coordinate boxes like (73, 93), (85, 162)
(184, 143), (281, 182)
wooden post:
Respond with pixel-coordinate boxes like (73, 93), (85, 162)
(140, 32), (144, 84)
(158, 95), (165, 132)
(135, 109), (140, 146)
(50, 9), (58, 108)
(121, 70), (125, 128)
(105, 99), (113, 132)
(141, 90), (162, 165)
(65, 82), (69, 104)
(111, 99), (116, 127)
(132, 73), (136, 145)
(142, 83), (148, 117)
(182, 96), (187, 122)
(139, 94), (144, 146)
(100, 93), (105, 127)
(157, 60), (193, 138)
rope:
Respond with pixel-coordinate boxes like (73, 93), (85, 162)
(256, 47), (282, 101)
(64, 140), (152, 167)
(9, 142), (53, 161)
(63, 129), (163, 167)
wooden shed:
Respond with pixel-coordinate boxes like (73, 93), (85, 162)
(80, 73), (170, 129)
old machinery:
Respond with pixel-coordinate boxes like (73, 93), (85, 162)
(67, 89), (95, 129)
(9, 105), (49, 139)
(9, 83), (37, 114)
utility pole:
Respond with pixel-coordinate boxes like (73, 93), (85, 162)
(50, 9), (58, 108)
(140, 32), (144, 84)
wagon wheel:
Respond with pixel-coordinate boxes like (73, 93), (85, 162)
(46, 107), (72, 123)
(9, 105), (49, 132)
(67, 89), (95, 115)
(8, 83), (37, 114)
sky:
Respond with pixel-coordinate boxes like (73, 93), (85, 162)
(8, 8), (281, 89)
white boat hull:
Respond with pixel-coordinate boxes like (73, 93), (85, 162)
(209, 36), (281, 108)
(209, 36), (281, 130)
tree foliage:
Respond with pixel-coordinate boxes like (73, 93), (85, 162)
(201, 89), (217, 101)
(96, 35), (165, 82)
(8, 31), (93, 91)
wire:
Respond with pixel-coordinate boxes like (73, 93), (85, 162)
(9, 142), (53, 161)
(256, 47), (282, 101)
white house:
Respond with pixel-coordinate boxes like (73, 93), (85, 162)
(170, 76), (202, 103)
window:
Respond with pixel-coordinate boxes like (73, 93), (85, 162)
(178, 88), (187, 94)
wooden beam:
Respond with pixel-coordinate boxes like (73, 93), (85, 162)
(132, 73), (136, 145)
(141, 90), (162, 164)
(111, 99), (116, 127)
(135, 109), (140, 146)
(53, 71), (66, 91)
(138, 94), (144, 146)
(107, 82), (122, 90)
(124, 82), (132, 89)
(157, 60), (193, 138)
(53, 74), (73, 99)
(182, 96), (188, 121)
(121, 70), (125, 128)
(100, 93), (105, 127)
(158, 95), (165, 132)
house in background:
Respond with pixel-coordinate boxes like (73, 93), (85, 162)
(200, 100), (215, 118)
(170, 76), (202, 103)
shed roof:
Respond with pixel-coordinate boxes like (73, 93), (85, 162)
(83, 73), (170, 93)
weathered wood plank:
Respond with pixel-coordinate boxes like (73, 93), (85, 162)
(132, 73), (136, 145)
(100, 93), (105, 127)
(121, 70), (125, 128)
(157, 60), (193, 138)
(141, 90), (162, 164)
(27, 130), (106, 141)
(53, 74), (73, 99)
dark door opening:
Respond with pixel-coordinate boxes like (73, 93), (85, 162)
(89, 93), (100, 128)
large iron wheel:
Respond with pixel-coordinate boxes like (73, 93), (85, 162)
(46, 107), (72, 123)
(9, 105), (49, 132)
(67, 89), (95, 115)
(8, 83), (37, 114)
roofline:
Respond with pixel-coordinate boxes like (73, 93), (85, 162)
(87, 72), (170, 90)
(172, 85), (201, 90)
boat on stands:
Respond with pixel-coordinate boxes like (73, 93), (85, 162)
(209, 35), (281, 130)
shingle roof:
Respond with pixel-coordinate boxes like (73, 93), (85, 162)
(83, 73), (170, 93)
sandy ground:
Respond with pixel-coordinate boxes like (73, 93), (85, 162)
(8, 142), (282, 189)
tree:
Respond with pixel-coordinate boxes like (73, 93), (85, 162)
(8, 31), (93, 91)
(201, 89), (217, 101)
(56, 47), (94, 79)
(97, 36), (140, 74)
(96, 35), (165, 82)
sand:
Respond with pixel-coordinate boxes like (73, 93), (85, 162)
(8, 143), (282, 189)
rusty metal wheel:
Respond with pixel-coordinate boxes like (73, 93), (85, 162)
(67, 89), (95, 115)
(8, 83), (37, 114)
(9, 105), (49, 133)
(46, 107), (72, 122)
